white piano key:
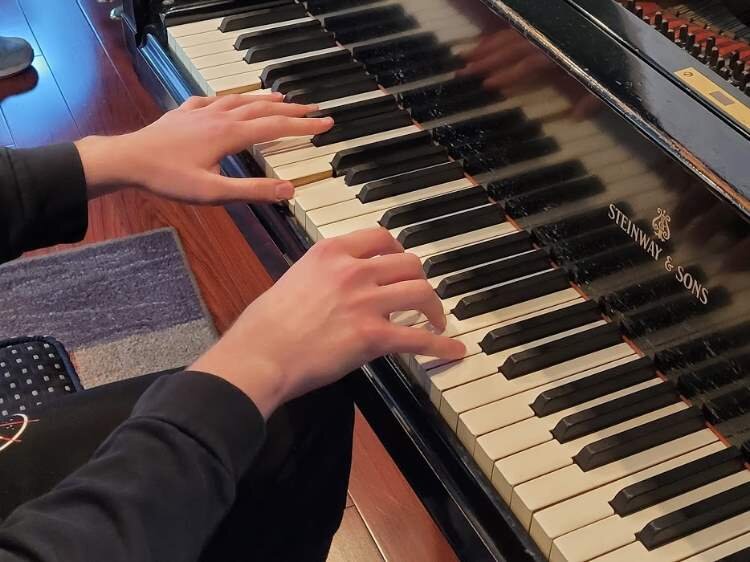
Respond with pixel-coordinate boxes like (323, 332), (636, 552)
(168, 17), (222, 38)
(491, 402), (688, 502)
(529, 442), (728, 556)
(474, 377), (664, 475)
(550, 470), (750, 562)
(455, 354), (639, 453)
(516, 429), (719, 547)
(590, 510), (750, 562)
(439, 344), (636, 429)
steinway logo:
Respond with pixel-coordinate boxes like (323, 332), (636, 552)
(652, 208), (671, 242)
(608, 204), (709, 305)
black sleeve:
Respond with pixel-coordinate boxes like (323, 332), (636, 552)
(0, 144), (88, 262)
(0, 371), (267, 562)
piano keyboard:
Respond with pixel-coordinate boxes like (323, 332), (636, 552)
(166, 1), (750, 560)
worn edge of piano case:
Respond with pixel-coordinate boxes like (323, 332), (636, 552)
(485, 0), (750, 219)
(121, 16), (541, 562)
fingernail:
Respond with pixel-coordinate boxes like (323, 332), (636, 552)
(275, 182), (294, 200)
(322, 116), (334, 125)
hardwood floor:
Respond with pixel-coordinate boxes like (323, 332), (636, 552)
(0, 0), (458, 559)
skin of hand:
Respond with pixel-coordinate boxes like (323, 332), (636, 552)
(74, 93), (333, 204)
(190, 228), (466, 419)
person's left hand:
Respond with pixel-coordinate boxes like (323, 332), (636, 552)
(75, 93), (333, 203)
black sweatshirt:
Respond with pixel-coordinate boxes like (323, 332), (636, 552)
(0, 145), (267, 561)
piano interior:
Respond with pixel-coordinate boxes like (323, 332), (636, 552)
(123, 0), (750, 560)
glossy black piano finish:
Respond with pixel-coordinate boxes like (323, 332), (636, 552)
(121, 1), (750, 560)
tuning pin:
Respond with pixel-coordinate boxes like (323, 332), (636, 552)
(667, 28), (676, 42)
(741, 71), (750, 91)
(706, 36), (716, 53)
(729, 50), (741, 69)
(654, 12), (663, 28)
(678, 25), (689, 45)
(691, 43), (702, 60)
(715, 58), (725, 71)
(686, 32), (696, 51)
(626, 0), (636, 11)
(635, 6), (644, 18)
(719, 66), (731, 79)
(659, 20), (669, 36)
(710, 46), (720, 67)
(733, 62), (746, 82)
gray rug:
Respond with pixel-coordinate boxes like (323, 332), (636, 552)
(0, 228), (217, 388)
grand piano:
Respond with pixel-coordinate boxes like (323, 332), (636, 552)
(121, 1), (750, 560)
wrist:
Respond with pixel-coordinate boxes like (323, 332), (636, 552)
(75, 134), (144, 198)
(189, 341), (288, 420)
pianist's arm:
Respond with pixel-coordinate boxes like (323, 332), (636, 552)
(0, 96), (464, 562)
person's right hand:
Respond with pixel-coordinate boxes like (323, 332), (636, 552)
(191, 228), (466, 418)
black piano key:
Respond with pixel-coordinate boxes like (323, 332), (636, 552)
(376, 56), (464, 88)
(344, 144), (449, 185)
(333, 15), (416, 44)
(677, 351), (750, 397)
(304, 0), (380, 16)
(307, 95), (399, 124)
(167, 0), (295, 26)
(532, 202), (632, 246)
(311, 109), (412, 146)
(352, 32), (438, 60)
(655, 322), (750, 373)
(380, 186), (489, 229)
(611, 447), (745, 516)
(331, 131), (433, 175)
(531, 356), (656, 416)
(423, 232), (534, 278)
(245, 32), (338, 63)
(573, 406), (706, 471)
(464, 138), (559, 176)
(636, 480), (750, 550)
(219, 3), (307, 32)
(357, 161), (465, 203)
(436, 248), (549, 299)
(398, 76), (488, 108)
(452, 268), (570, 320)
(271, 62), (366, 94)
(234, 19), (322, 51)
(286, 76), (379, 105)
(500, 323), (623, 380)
(703, 386), (750, 424)
(480, 300), (602, 355)
(322, 4), (406, 30)
(364, 43), (452, 74)
(552, 382), (680, 443)
(447, 121), (544, 160)
(260, 50), (352, 88)
(504, 175), (605, 218)
(398, 204), (506, 249)
(550, 224), (634, 264)
(431, 109), (526, 146)
(600, 273), (685, 316)
(567, 243), (651, 285)
(619, 288), (729, 338)
(409, 91), (503, 123)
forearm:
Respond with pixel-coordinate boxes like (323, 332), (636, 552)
(0, 145), (88, 262)
(0, 372), (266, 562)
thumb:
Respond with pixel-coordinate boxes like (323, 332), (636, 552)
(204, 173), (295, 204)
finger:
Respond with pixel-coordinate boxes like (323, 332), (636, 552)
(367, 252), (425, 285)
(381, 323), (465, 359)
(200, 173), (295, 204)
(228, 101), (318, 121)
(181, 96), (215, 110)
(241, 115), (334, 144)
(211, 92), (284, 111)
(375, 280), (445, 331)
(332, 228), (403, 259)
(462, 39), (537, 73)
(483, 53), (549, 90)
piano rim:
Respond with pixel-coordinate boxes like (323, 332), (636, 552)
(128, 27), (547, 562)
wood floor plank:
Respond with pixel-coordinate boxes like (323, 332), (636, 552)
(0, 56), (79, 146)
(327, 506), (384, 562)
(18, 0), (143, 136)
(0, 0), (40, 54)
(76, 0), (163, 125)
(349, 410), (459, 562)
